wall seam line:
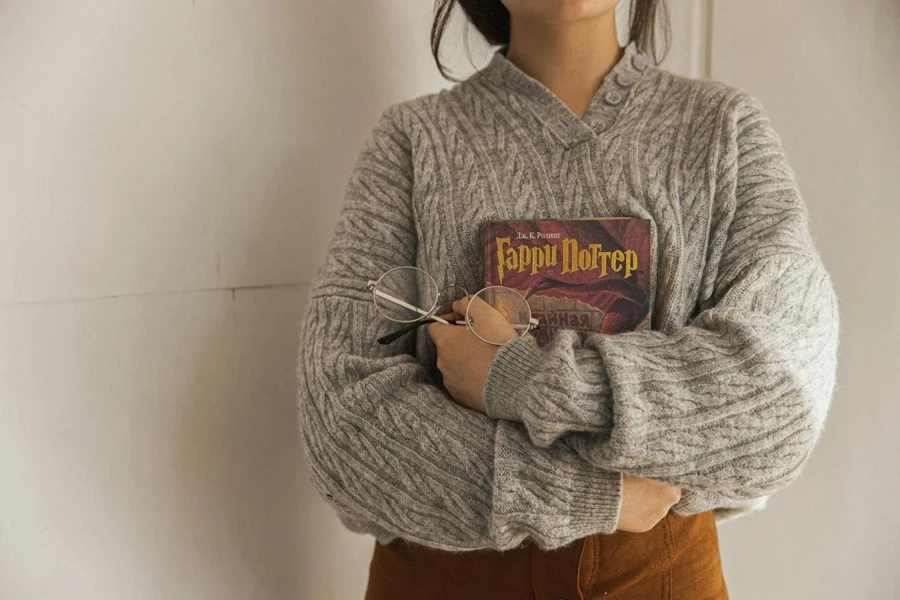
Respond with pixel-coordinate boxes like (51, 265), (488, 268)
(0, 282), (311, 309)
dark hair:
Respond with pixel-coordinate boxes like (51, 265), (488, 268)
(431, 0), (671, 81)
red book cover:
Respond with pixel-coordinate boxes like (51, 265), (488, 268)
(483, 218), (654, 347)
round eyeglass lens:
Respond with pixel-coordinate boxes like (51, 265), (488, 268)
(468, 286), (532, 345)
(373, 266), (439, 323)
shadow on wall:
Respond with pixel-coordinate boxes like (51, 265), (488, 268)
(171, 2), (407, 599)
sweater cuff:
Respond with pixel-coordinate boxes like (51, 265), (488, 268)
(492, 424), (624, 543)
(566, 461), (623, 536)
(483, 334), (544, 422)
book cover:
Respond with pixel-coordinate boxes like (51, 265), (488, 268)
(483, 217), (654, 347)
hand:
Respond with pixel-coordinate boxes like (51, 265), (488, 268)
(616, 474), (682, 533)
(426, 295), (518, 413)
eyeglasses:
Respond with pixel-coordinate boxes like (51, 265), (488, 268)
(366, 266), (539, 346)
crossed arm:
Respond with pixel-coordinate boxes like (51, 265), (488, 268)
(296, 96), (840, 552)
(480, 93), (840, 504)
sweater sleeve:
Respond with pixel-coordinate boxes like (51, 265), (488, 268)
(482, 92), (841, 503)
(297, 104), (623, 552)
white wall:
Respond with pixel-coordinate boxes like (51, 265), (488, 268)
(710, 2), (900, 599)
(0, 2), (446, 598)
(0, 1), (896, 599)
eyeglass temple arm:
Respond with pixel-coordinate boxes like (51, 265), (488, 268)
(376, 317), (460, 345)
(367, 281), (453, 324)
(377, 321), (422, 345)
(367, 280), (539, 345)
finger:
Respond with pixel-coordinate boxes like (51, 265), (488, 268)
(451, 296), (470, 318)
(453, 295), (489, 324)
(426, 320), (441, 341)
(463, 293), (496, 319)
(427, 311), (457, 341)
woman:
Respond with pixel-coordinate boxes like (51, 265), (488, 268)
(297, 0), (841, 598)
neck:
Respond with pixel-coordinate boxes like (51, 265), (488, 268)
(505, 12), (623, 119)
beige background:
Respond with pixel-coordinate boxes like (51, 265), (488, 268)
(1, 1), (897, 598)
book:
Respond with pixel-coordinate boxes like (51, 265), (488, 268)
(483, 217), (654, 347)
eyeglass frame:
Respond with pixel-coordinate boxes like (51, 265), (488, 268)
(365, 265), (540, 346)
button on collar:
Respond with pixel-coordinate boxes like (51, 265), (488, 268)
(616, 71), (638, 87)
(604, 90), (624, 105)
(632, 52), (649, 71)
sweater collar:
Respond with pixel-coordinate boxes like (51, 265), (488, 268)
(477, 41), (652, 148)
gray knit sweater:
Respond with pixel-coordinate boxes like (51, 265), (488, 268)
(296, 41), (841, 552)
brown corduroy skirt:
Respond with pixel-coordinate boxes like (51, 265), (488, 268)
(363, 510), (728, 600)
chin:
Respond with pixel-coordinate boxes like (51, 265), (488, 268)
(503, 0), (620, 23)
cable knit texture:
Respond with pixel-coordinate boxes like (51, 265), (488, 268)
(296, 41), (841, 552)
